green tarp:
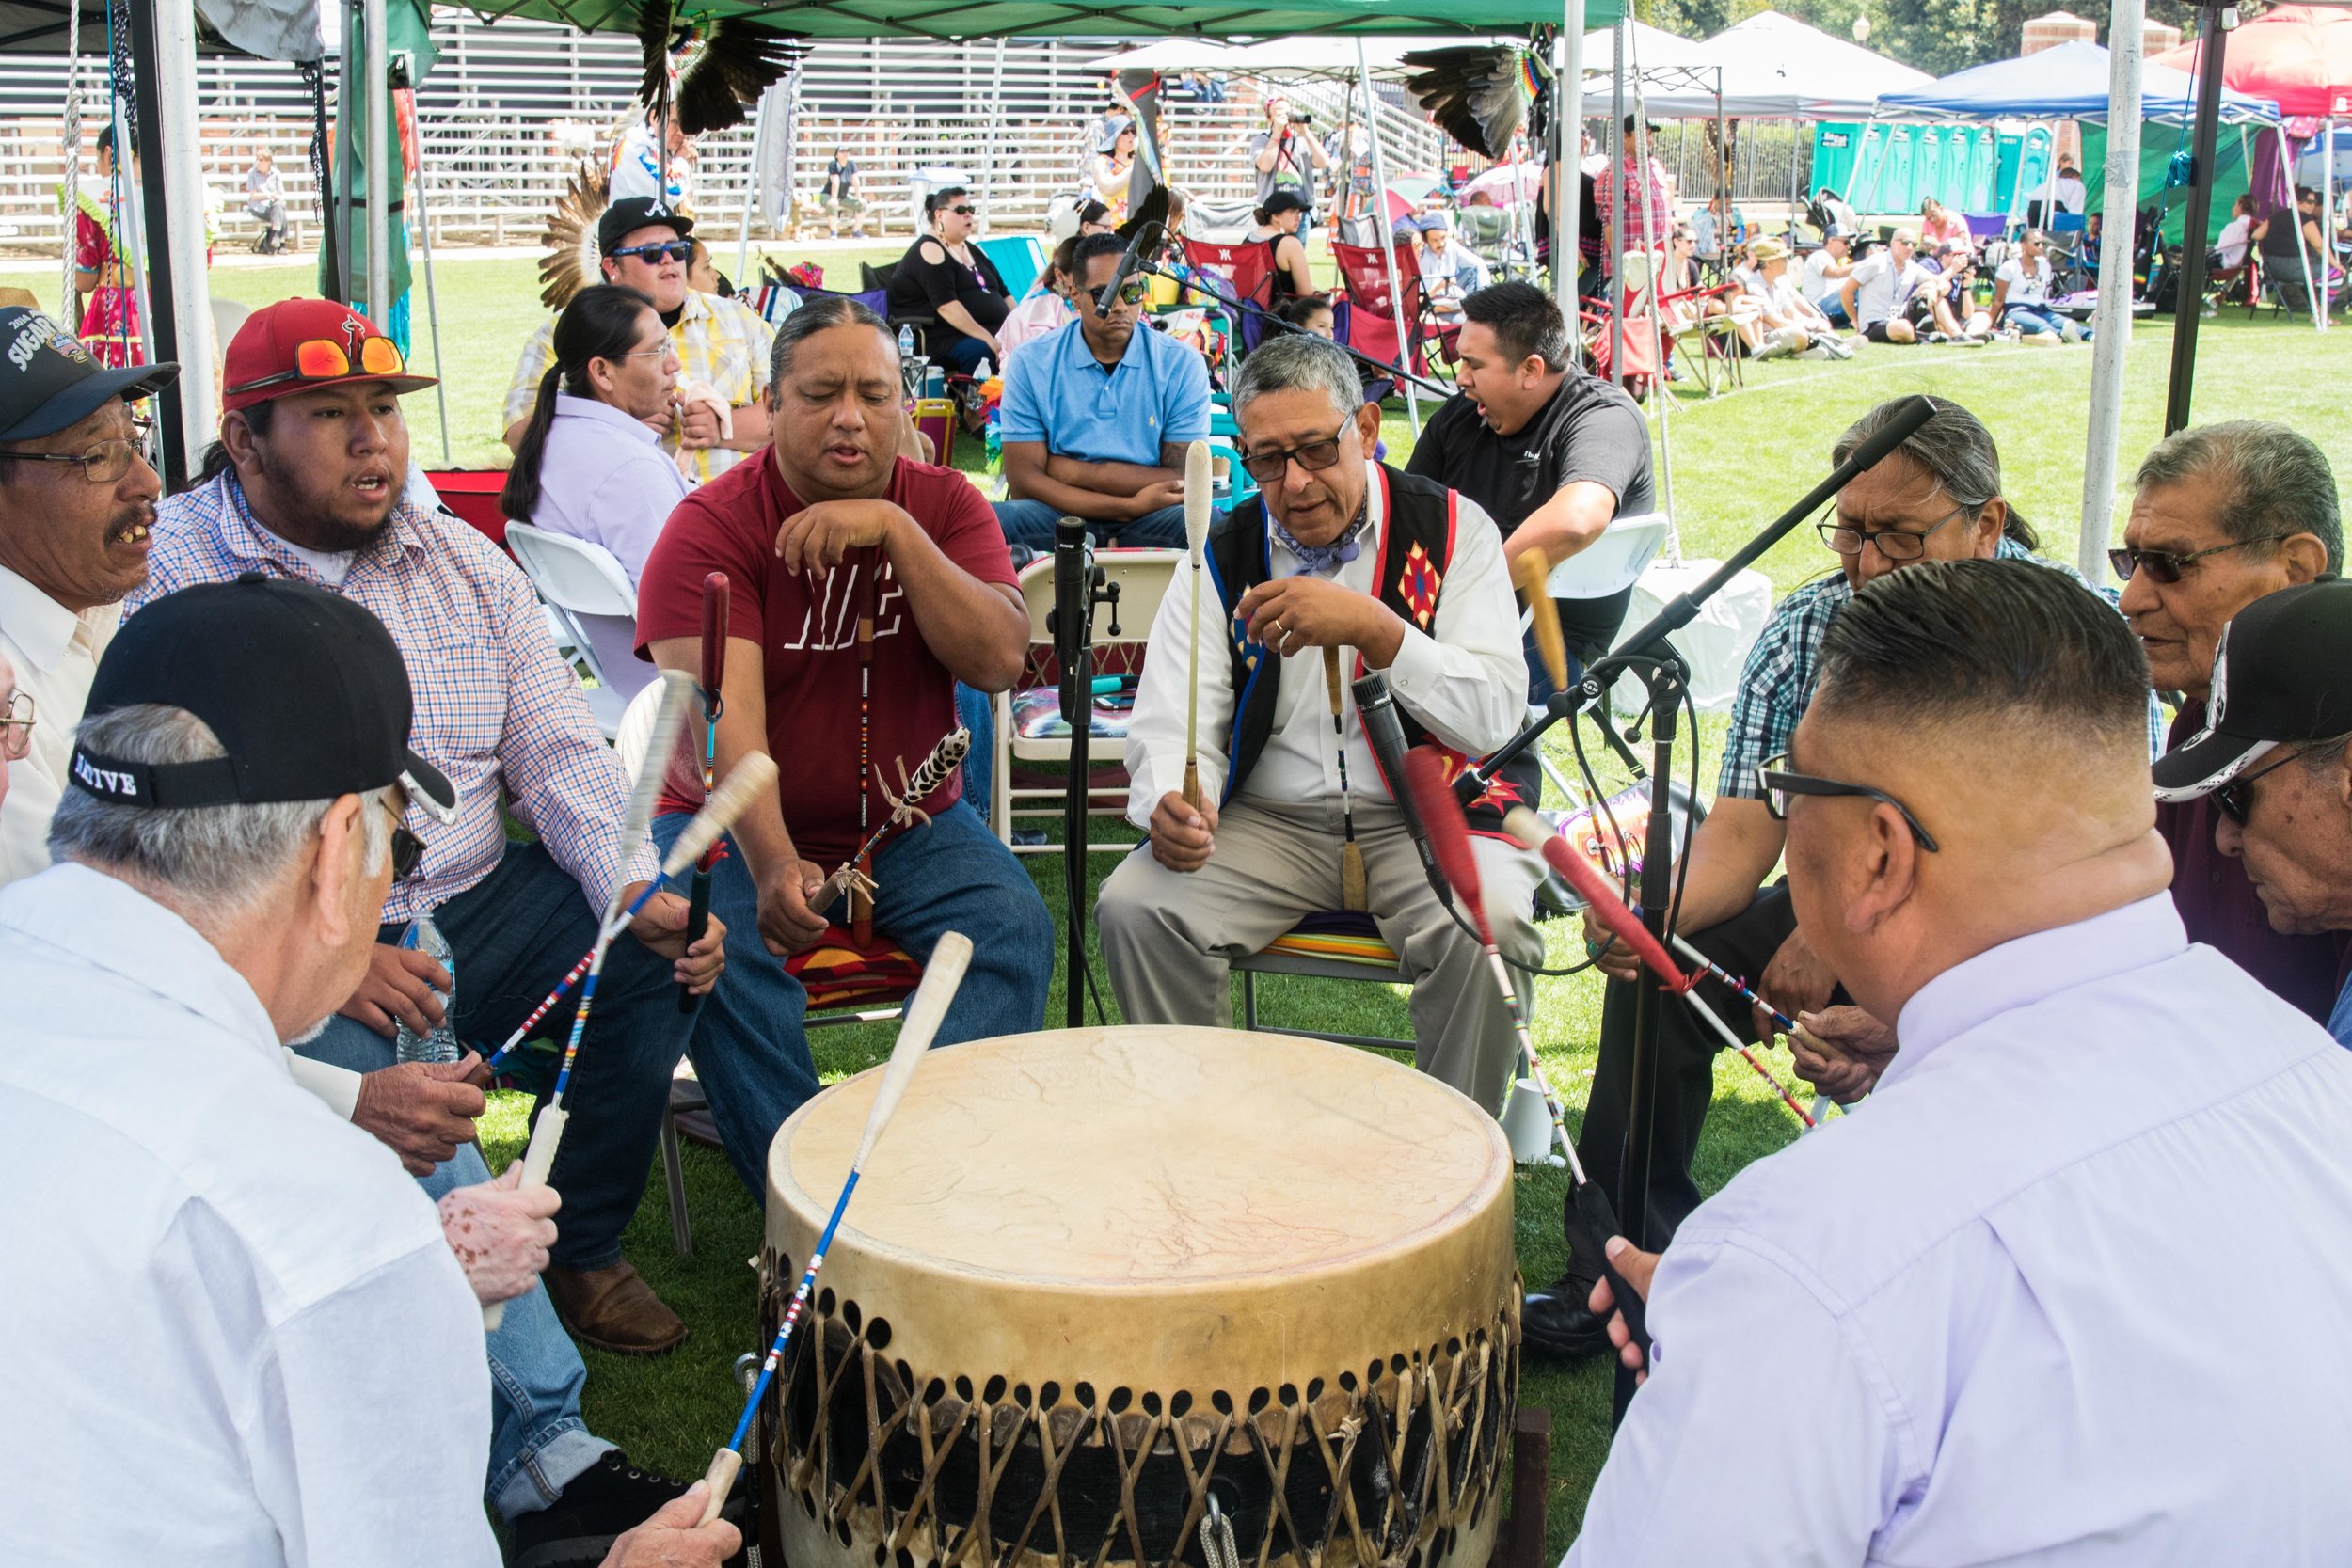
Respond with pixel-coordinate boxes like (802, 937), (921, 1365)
(451, 0), (1614, 41)
(2080, 122), (2250, 249)
(323, 0), (437, 326)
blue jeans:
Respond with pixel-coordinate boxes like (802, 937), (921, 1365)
(2004, 305), (2088, 340)
(993, 499), (1193, 552)
(301, 842), (701, 1271)
(651, 799), (1052, 1083)
(955, 683), (994, 818)
(291, 1034), (612, 1520)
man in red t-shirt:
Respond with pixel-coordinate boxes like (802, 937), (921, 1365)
(637, 296), (1048, 1123)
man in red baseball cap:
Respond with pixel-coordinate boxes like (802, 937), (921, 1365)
(133, 298), (783, 1555)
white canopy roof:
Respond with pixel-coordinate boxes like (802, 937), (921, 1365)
(1086, 39), (1248, 72)
(1577, 19), (1712, 75)
(1627, 11), (1932, 119)
(1216, 34), (1514, 78)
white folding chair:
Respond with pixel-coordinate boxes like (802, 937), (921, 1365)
(503, 521), (652, 740)
(1519, 512), (1673, 807)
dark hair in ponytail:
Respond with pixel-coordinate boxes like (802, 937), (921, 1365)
(500, 284), (659, 522)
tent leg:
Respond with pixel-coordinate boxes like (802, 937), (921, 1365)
(1358, 36), (1418, 436)
(2079, 0), (2143, 581)
(737, 94), (764, 280)
(1606, 18), (1625, 396)
(413, 141), (453, 467)
(1628, 30), (1674, 557)
(2165, 6), (2230, 435)
(2319, 116), (2334, 329)
(1552, 4), (1584, 302)
(364, 0), (389, 325)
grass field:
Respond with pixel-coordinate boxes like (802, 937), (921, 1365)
(27, 247), (2349, 1559)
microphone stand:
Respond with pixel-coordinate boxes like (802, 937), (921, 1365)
(1050, 516), (1121, 1027)
(1130, 255), (1456, 399)
(1451, 393), (1938, 1427)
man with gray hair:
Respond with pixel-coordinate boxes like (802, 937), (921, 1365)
(2122, 419), (2344, 1021)
(0, 577), (738, 1567)
(1098, 331), (1541, 1112)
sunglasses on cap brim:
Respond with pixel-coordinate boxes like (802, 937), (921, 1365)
(227, 334), (408, 398)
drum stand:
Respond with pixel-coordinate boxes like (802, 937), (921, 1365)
(1455, 395), (1939, 1426)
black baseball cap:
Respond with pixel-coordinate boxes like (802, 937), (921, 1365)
(72, 573), (458, 820)
(597, 196), (693, 257)
(2153, 581), (2352, 802)
(0, 307), (178, 441)
(1259, 188), (1310, 217)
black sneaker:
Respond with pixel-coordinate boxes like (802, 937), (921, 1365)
(1521, 1275), (1613, 1362)
(513, 1450), (746, 1568)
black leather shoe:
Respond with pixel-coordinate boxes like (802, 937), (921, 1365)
(1521, 1275), (1612, 1362)
(513, 1450), (747, 1568)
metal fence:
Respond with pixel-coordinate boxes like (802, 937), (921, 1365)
(0, 13), (1463, 258)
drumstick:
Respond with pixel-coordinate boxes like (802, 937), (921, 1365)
(1512, 547), (1567, 694)
(1514, 810), (1814, 1129)
(818, 726), (972, 909)
(853, 557), (879, 945)
(698, 930), (975, 1525)
(680, 572), (730, 1015)
(1181, 438), (1213, 813)
(1402, 754), (1649, 1358)
(484, 750), (776, 1330)
(1324, 646), (1366, 911)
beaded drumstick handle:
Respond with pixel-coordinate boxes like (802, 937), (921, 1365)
(1324, 647), (1366, 911)
(818, 727), (972, 911)
(698, 931), (975, 1525)
(1666, 933), (1820, 1130)
(853, 558), (878, 945)
(1181, 440), (1212, 812)
(680, 572), (730, 1014)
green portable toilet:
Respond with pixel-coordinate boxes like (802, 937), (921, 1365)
(1964, 128), (1998, 213)
(1937, 126), (1971, 209)
(1883, 126), (1917, 214)
(1813, 122), (1860, 198)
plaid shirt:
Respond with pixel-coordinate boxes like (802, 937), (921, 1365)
(1718, 539), (2165, 800)
(136, 473), (660, 922)
(501, 288), (775, 484)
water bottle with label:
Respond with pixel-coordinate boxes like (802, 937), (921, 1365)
(897, 324), (915, 358)
(393, 911), (463, 1065)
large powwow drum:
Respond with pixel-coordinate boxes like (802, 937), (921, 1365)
(758, 1026), (1519, 1568)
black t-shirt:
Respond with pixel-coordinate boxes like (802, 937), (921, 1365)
(826, 159), (856, 197)
(888, 238), (1010, 342)
(1406, 370), (1655, 657)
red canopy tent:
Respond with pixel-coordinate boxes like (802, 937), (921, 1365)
(2152, 5), (2352, 119)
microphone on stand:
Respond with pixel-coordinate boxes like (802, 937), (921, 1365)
(1055, 515), (1097, 1027)
(1353, 672), (1453, 914)
(1093, 221), (1164, 315)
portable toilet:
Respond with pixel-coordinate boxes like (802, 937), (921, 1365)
(1964, 128), (1998, 212)
(1915, 127), (1943, 210)
(1812, 122), (1861, 198)
(1883, 127), (1918, 214)
(1937, 127), (1972, 209)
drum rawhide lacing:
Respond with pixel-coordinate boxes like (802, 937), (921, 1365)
(755, 1265), (1520, 1568)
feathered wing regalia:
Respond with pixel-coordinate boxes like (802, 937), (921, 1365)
(1399, 32), (1556, 161)
(537, 159), (609, 312)
(637, 0), (805, 136)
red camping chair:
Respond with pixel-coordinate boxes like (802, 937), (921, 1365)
(1329, 239), (1448, 379)
(1178, 236), (1279, 353)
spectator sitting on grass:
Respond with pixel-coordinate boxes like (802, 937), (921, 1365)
(1802, 227), (1857, 325)
(1840, 230), (1939, 345)
(1993, 230), (2088, 344)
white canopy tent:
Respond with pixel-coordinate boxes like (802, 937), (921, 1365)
(1638, 11), (1931, 119)
(1083, 39), (1246, 73)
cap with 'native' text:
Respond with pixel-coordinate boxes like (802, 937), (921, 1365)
(2153, 580), (2352, 802)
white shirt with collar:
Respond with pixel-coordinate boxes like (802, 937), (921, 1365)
(0, 863), (497, 1567)
(1125, 461), (1527, 822)
(0, 562), (119, 887)
(1569, 895), (2352, 1565)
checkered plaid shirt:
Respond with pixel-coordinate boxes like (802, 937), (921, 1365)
(1718, 538), (2165, 800)
(502, 288), (776, 484)
(136, 473), (660, 922)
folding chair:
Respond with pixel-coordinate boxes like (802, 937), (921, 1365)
(612, 679), (925, 1257)
(1177, 236), (1279, 354)
(1329, 238), (1447, 383)
(992, 549), (1183, 855)
(1517, 513), (1672, 809)
(1232, 911), (1412, 1050)
(502, 521), (651, 740)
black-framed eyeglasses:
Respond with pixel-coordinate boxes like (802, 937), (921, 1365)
(2214, 735), (2352, 825)
(1816, 501), (1968, 562)
(611, 240), (693, 264)
(2107, 535), (2296, 586)
(0, 416), (154, 485)
(946, 204), (977, 216)
(1239, 428), (1349, 485)
(1757, 752), (1942, 851)
(391, 825), (426, 880)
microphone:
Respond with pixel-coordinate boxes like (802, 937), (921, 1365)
(1093, 221), (1163, 316)
(1055, 515), (1092, 717)
(1353, 672), (1453, 913)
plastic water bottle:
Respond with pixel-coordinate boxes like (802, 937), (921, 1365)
(897, 324), (915, 359)
(393, 911), (463, 1065)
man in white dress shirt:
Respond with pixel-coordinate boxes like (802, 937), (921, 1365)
(1097, 333), (1542, 1113)
(1570, 558), (2352, 1564)
(0, 576), (736, 1567)
(0, 304), (175, 885)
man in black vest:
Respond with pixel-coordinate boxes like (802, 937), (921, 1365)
(1097, 334), (1543, 1113)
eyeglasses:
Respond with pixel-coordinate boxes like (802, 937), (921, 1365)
(1816, 502), (1968, 562)
(225, 334), (406, 397)
(2106, 535), (2296, 585)
(611, 240), (694, 264)
(2213, 734), (2352, 825)
(1757, 752), (1942, 851)
(376, 794), (425, 880)
(0, 417), (154, 485)
(0, 688), (32, 762)
(946, 204), (977, 217)
(1239, 428), (1350, 485)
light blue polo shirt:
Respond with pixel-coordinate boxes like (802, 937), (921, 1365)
(996, 318), (1211, 467)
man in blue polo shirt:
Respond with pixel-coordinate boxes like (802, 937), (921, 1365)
(993, 232), (1212, 552)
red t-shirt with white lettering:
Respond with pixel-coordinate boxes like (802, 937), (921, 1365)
(635, 452), (1015, 867)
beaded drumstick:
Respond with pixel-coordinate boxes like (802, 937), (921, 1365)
(680, 571), (730, 1014)
(1512, 548), (1568, 694)
(696, 931), (975, 1525)
(1323, 646), (1366, 911)
(853, 555), (878, 944)
(1181, 439), (1213, 812)
(818, 726), (972, 909)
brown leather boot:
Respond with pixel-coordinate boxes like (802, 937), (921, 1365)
(545, 1260), (688, 1355)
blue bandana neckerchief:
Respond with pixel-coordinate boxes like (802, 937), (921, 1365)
(1273, 500), (1370, 578)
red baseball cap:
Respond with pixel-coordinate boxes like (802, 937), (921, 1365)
(221, 298), (437, 414)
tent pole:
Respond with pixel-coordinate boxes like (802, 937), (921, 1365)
(1607, 17), (1625, 395)
(1629, 27), (1674, 552)
(1358, 36), (1418, 436)
(413, 140), (453, 467)
(2079, 0), (2142, 581)
(738, 94), (765, 278)
(2292, 131), (2321, 329)
(364, 0), (389, 325)
(153, 0), (217, 474)
(118, 22), (173, 485)
(1553, 1), (1584, 301)
(2319, 116), (2334, 329)
(2165, 5), (2230, 436)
